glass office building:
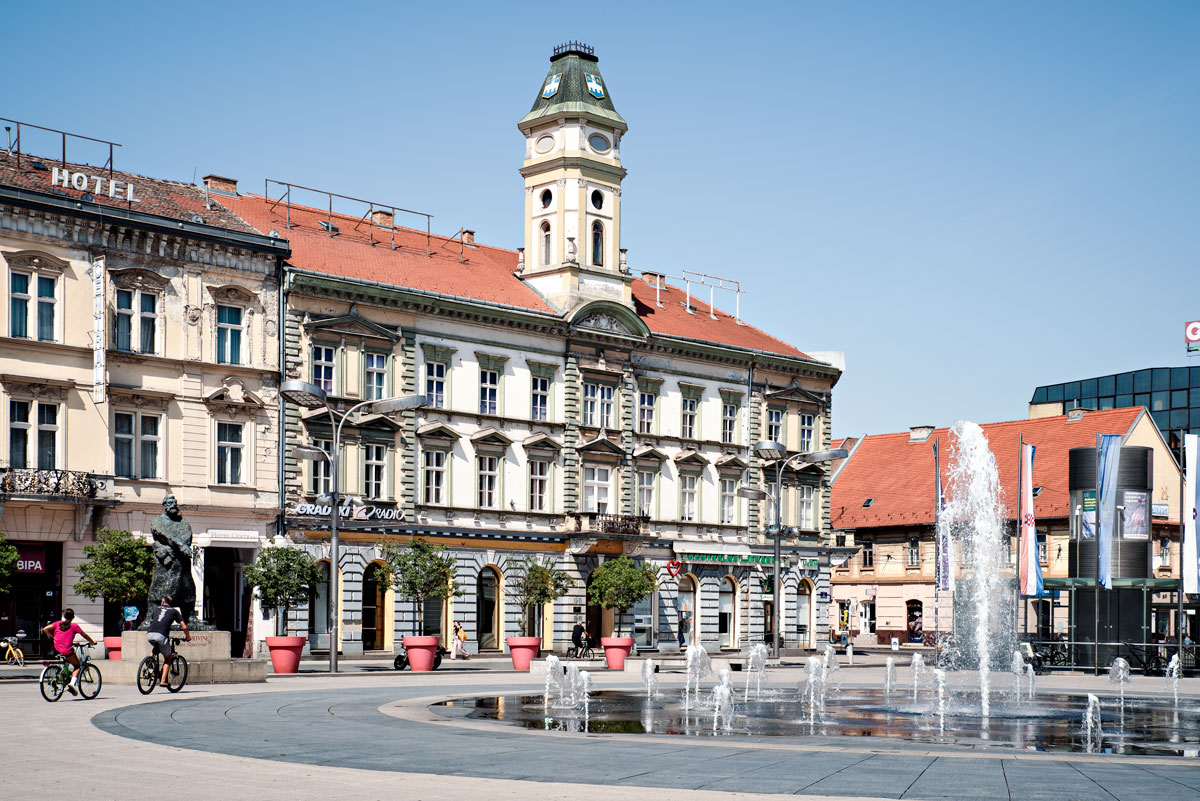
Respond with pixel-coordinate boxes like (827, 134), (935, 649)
(1031, 366), (1200, 461)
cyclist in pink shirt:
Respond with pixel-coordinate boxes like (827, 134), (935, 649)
(42, 609), (95, 695)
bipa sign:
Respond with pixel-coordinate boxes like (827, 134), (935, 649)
(292, 502), (406, 522)
(51, 167), (136, 202)
(17, 545), (45, 573)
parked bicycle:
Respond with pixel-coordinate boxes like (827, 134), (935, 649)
(137, 636), (188, 694)
(40, 644), (101, 702)
(3, 631), (25, 666)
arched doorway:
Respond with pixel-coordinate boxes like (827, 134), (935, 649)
(719, 576), (737, 649)
(585, 570), (608, 643)
(677, 574), (697, 647)
(795, 579), (813, 649)
(476, 567), (501, 651)
(309, 560), (331, 649)
(362, 562), (390, 652)
(906, 599), (924, 644)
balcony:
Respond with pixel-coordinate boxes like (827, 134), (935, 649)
(0, 468), (99, 500)
(575, 513), (650, 537)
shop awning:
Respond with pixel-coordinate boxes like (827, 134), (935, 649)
(1041, 577), (1182, 590)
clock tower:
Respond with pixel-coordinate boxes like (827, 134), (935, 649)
(517, 42), (631, 313)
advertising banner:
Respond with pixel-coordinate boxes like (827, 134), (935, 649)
(1121, 490), (1149, 540)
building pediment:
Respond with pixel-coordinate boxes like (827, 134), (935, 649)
(471, 427), (514, 449)
(714, 453), (748, 471)
(674, 449), (710, 468)
(523, 433), (562, 452)
(568, 300), (649, 340)
(765, 384), (827, 407)
(1, 249), (70, 274)
(633, 445), (668, 462)
(304, 313), (400, 343)
(206, 283), (260, 306)
(109, 267), (169, 292)
(579, 433), (624, 456)
(416, 421), (461, 441)
(204, 377), (264, 414)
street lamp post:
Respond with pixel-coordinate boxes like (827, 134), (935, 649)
(739, 441), (848, 658)
(280, 379), (426, 674)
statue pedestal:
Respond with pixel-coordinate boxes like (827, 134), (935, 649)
(102, 631), (267, 685)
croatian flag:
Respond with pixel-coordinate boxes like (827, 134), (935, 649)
(1018, 442), (1044, 596)
(1097, 434), (1122, 590)
(1184, 434), (1199, 596)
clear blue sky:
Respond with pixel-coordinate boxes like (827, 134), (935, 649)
(7, 1), (1198, 437)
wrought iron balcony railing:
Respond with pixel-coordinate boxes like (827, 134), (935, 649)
(0, 468), (97, 499)
(585, 513), (650, 536)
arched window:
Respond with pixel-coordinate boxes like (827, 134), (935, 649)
(477, 566), (502, 650)
(591, 221), (604, 267)
(540, 221), (551, 266)
(309, 560), (330, 638)
(719, 577), (736, 649)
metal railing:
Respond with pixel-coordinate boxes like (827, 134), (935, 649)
(0, 468), (97, 498)
(1023, 638), (1196, 675)
(583, 513), (649, 536)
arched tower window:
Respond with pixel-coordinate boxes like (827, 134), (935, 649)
(540, 221), (551, 266)
(591, 221), (604, 267)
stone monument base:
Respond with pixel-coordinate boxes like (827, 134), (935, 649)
(102, 630), (267, 685)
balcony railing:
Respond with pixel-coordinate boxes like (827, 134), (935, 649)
(0, 468), (97, 499)
(583, 513), (649, 536)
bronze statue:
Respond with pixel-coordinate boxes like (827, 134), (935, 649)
(149, 495), (198, 622)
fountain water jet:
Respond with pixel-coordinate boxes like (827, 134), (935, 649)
(1010, 651), (1025, 702)
(934, 668), (948, 732)
(911, 653), (926, 701)
(1083, 693), (1104, 753)
(642, 658), (658, 698)
(1108, 657), (1131, 722)
(1166, 654), (1182, 709)
(745, 643), (768, 701)
(885, 656), (896, 697)
(685, 645), (711, 709)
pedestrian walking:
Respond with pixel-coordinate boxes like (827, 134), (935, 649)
(451, 621), (470, 660)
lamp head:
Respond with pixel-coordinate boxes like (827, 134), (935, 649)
(280, 379), (328, 410)
(795, 448), (849, 464)
(294, 445), (329, 462)
(366, 394), (428, 415)
(736, 486), (769, 501)
(753, 440), (787, 462)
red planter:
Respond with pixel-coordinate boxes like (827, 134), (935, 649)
(265, 636), (307, 674)
(403, 636), (441, 671)
(103, 636), (123, 661)
(600, 637), (635, 670)
(505, 636), (541, 670)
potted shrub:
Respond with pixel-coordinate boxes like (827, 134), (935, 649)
(587, 555), (657, 669)
(506, 556), (572, 670)
(379, 538), (459, 671)
(243, 546), (321, 674)
(73, 528), (153, 660)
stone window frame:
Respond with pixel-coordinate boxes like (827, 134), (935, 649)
(421, 343), (456, 410)
(527, 456), (553, 513)
(528, 360), (557, 422)
(476, 352), (509, 417)
(361, 440), (391, 502)
(678, 383), (704, 441)
(113, 408), (164, 481)
(362, 348), (391, 402)
(109, 267), (168, 356)
(214, 418), (249, 486)
(311, 342), (339, 396)
(5, 251), (68, 343)
(636, 377), (662, 436)
(719, 388), (743, 446)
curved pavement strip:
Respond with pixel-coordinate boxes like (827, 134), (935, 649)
(4, 663), (1199, 801)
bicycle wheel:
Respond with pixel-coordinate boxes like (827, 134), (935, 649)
(136, 656), (159, 695)
(582, 647), (595, 659)
(167, 655), (188, 692)
(15, 648), (23, 667)
(78, 664), (102, 699)
(39, 665), (64, 702)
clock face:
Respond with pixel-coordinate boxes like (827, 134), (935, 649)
(535, 135), (555, 154)
(588, 134), (610, 153)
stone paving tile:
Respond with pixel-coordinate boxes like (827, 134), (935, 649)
(799, 753), (930, 799)
(897, 758), (1010, 801)
(1142, 765), (1200, 790)
(1001, 759), (1115, 801)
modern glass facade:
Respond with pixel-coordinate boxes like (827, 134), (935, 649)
(1031, 366), (1200, 460)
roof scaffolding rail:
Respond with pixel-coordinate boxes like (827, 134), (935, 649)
(264, 179), (434, 256)
(636, 269), (746, 326)
(1, 117), (121, 178)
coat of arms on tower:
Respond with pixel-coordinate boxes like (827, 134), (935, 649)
(584, 73), (605, 99)
(542, 73), (562, 99)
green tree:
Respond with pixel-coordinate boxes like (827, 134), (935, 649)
(378, 537), (460, 636)
(0, 532), (17, 598)
(511, 556), (573, 636)
(243, 547), (321, 636)
(587, 555), (658, 637)
(73, 528), (154, 630)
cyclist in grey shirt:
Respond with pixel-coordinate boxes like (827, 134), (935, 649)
(146, 596), (191, 687)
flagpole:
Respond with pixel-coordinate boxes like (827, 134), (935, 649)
(1017, 433), (1024, 642)
(1179, 428), (1186, 661)
(933, 438), (941, 666)
(1094, 432), (1101, 676)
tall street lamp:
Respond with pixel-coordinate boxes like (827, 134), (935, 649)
(738, 440), (848, 658)
(279, 379), (427, 674)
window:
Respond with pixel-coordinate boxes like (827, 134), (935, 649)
(540, 221), (551, 266)
(36, 275), (56, 342)
(720, 478), (736, 524)
(680, 474), (698, 522)
(312, 345), (336, 394)
(637, 470), (655, 517)
(1037, 532), (1048, 565)
(8, 400), (29, 468)
(9, 272), (30, 338)
(860, 538), (874, 568)
(799, 413), (814, 452)
(681, 398), (697, 439)
(477, 455), (499, 508)
(114, 289), (158, 353)
(425, 361), (446, 409)
(796, 484), (814, 529)
(479, 369), (498, 415)
(529, 459), (549, 512)
(216, 305), (243, 365)
(311, 439), (332, 495)
(721, 403), (738, 444)
(540, 189), (552, 209)
(1154, 538), (1171, 570)
(638, 392), (655, 434)
(766, 408), (783, 443)
(591, 221), (604, 267)
(531, 376), (549, 421)
(422, 450), (446, 504)
(364, 443), (387, 500)
(364, 353), (387, 401)
(907, 537), (920, 567)
(114, 412), (161, 479)
(582, 382), (613, 428)
(216, 422), (243, 484)
(583, 465), (610, 513)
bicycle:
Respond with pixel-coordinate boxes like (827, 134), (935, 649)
(39, 644), (101, 702)
(3, 631), (25, 666)
(137, 636), (188, 694)
(567, 636), (594, 660)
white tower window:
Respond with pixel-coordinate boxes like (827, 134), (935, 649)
(541, 189), (552, 209)
(590, 189), (603, 210)
(591, 221), (604, 267)
(540, 221), (551, 266)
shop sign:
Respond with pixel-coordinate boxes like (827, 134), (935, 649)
(677, 553), (821, 568)
(92, 256), (106, 403)
(17, 545), (45, 573)
(1152, 503), (1169, 518)
(292, 502), (406, 522)
(51, 167), (136, 201)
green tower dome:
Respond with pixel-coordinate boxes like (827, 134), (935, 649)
(519, 42), (627, 132)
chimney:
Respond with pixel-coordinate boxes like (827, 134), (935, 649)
(908, 425), (935, 443)
(201, 174), (238, 196)
(1067, 408), (1087, 422)
(371, 209), (394, 228)
(462, 229), (476, 247)
(641, 272), (663, 287)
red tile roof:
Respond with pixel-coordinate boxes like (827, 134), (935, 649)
(0, 153), (258, 234)
(831, 408), (1148, 529)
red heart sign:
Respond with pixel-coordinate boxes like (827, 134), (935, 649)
(667, 560), (683, 577)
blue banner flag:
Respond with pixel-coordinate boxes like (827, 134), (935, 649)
(1096, 434), (1122, 589)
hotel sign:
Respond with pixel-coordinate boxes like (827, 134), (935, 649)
(51, 167), (136, 202)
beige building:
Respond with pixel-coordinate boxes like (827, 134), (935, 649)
(0, 142), (287, 657)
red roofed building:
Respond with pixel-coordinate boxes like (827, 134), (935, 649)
(829, 408), (1185, 650)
